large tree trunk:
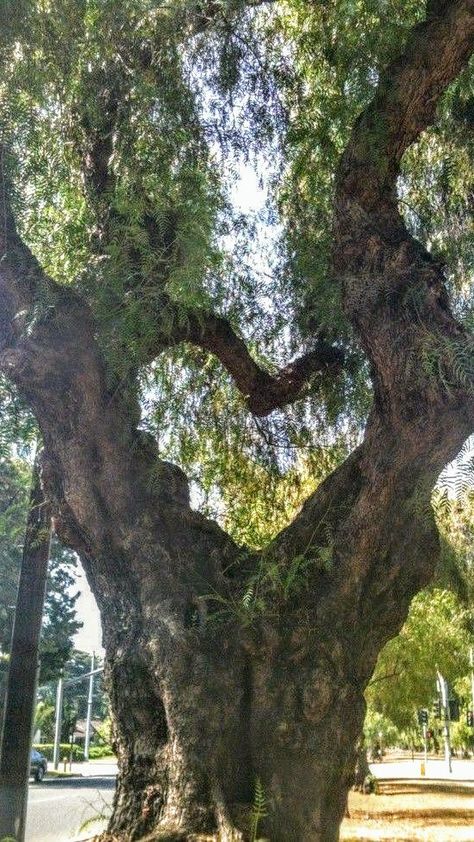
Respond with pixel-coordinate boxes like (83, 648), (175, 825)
(0, 2), (473, 841)
(40, 397), (465, 842)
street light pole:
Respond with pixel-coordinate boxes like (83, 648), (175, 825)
(437, 670), (452, 774)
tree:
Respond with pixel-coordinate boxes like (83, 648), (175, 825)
(39, 543), (83, 682)
(365, 493), (474, 747)
(0, 1), (473, 840)
(59, 650), (108, 742)
(366, 588), (472, 732)
(436, 490), (474, 603)
(34, 650), (109, 743)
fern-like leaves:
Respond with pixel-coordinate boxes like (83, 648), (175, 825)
(250, 777), (268, 842)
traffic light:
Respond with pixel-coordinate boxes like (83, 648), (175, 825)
(417, 708), (428, 726)
(432, 699), (442, 719)
(449, 699), (460, 722)
(467, 710), (474, 728)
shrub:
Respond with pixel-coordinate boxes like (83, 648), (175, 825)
(88, 744), (114, 759)
(362, 773), (379, 794)
(33, 743), (85, 761)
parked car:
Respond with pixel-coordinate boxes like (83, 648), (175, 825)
(30, 748), (47, 782)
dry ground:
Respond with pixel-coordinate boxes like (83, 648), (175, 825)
(340, 779), (474, 841)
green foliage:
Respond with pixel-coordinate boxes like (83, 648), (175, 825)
(250, 777), (268, 842)
(88, 744), (114, 759)
(77, 791), (112, 834)
(269, 0), (422, 336)
(33, 743), (85, 762)
(451, 718), (474, 755)
(36, 650), (109, 743)
(364, 709), (400, 750)
(0, 0), (392, 498)
(420, 333), (474, 396)
(0, 455), (82, 683)
(366, 589), (472, 731)
(34, 701), (55, 743)
(206, 518), (336, 626)
(94, 716), (113, 746)
(431, 480), (474, 605)
(401, 65), (474, 301)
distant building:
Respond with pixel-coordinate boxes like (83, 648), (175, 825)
(71, 719), (103, 746)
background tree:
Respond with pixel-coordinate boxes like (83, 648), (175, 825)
(436, 488), (474, 602)
(60, 650), (108, 741)
(366, 588), (472, 732)
(34, 650), (108, 744)
(365, 489), (474, 749)
(0, 1), (473, 840)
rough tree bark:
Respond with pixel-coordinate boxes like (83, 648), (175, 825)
(0, 2), (474, 841)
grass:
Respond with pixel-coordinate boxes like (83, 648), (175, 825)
(74, 776), (474, 842)
(340, 779), (474, 841)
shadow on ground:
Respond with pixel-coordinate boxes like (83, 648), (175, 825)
(38, 776), (116, 790)
(341, 779), (474, 841)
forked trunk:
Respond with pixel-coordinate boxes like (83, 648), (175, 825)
(0, 2), (473, 841)
(77, 430), (452, 842)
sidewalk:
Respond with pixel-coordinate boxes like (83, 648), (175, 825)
(57, 758), (118, 778)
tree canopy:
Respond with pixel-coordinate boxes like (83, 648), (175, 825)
(0, 0), (472, 523)
(367, 587), (472, 732)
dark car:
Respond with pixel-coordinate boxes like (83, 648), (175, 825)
(30, 749), (47, 782)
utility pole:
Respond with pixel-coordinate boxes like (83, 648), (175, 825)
(52, 665), (103, 768)
(417, 708), (428, 774)
(437, 670), (452, 774)
(0, 455), (52, 842)
(53, 675), (64, 770)
(84, 652), (95, 761)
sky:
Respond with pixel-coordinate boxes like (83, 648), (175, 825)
(73, 563), (104, 655)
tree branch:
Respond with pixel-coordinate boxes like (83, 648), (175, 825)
(0, 146), (48, 357)
(66, 8), (343, 418)
(167, 306), (344, 416)
(366, 670), (402, 688)
(267, 0), (474, 655)
(338, 0), (474, 214)
(334, 0), (474, 408)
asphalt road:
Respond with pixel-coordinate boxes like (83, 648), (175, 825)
(24, 757), (474, 840)
(26, 776), (115, 842)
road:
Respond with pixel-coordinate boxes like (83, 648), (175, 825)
(24, 756), (474, 840)
(371, 755), (474, 781)
(26, 775), (115, 841)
